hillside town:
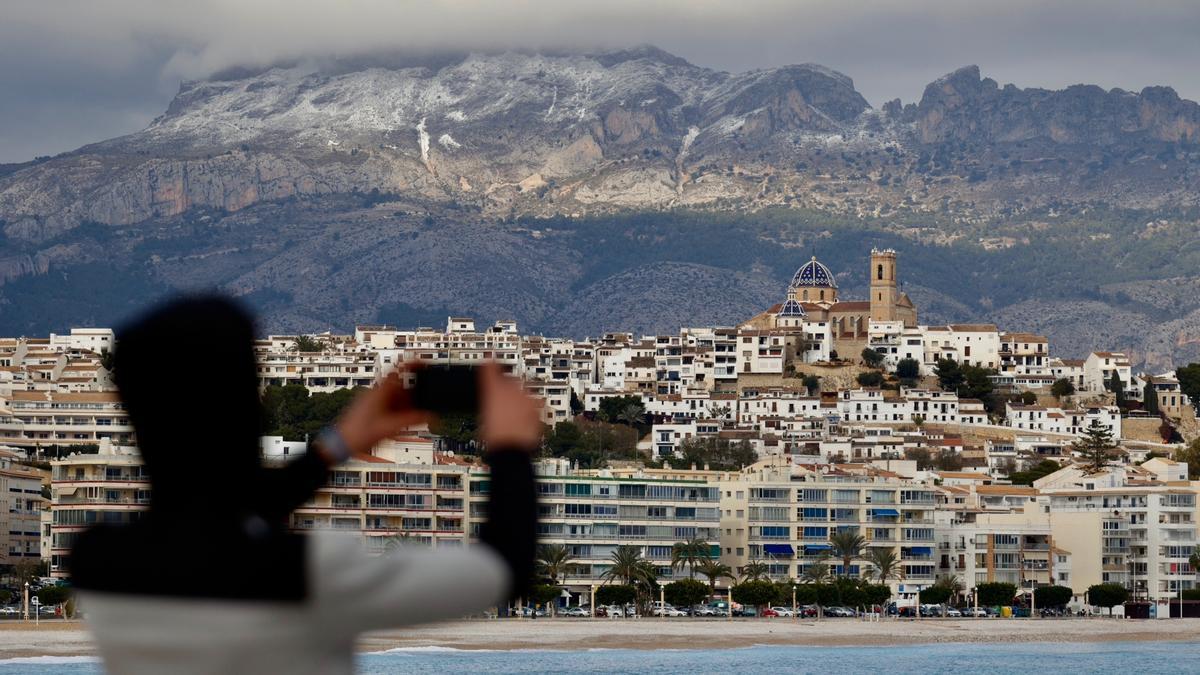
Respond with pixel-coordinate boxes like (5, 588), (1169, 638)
(4, 249), (1200, 616)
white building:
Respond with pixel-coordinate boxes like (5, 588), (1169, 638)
(1082, 352), (1134, 397)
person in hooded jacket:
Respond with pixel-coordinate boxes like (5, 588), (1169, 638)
(69, 296), (538, 674)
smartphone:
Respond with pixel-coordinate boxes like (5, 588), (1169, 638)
(409, 365), (480, 415)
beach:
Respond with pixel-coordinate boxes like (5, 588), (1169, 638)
(5, 617), (1200, 660)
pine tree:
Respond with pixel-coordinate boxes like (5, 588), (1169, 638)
(1143, 381), (1160, 416)
(1107, 371), (1126, 408)
(1074, 420), (1117, 472)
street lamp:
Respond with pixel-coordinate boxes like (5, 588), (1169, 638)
(22, 582), (29, 622)
(1030, 579), (1037, 619)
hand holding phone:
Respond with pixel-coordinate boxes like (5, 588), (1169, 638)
(409, 365), (480, 415)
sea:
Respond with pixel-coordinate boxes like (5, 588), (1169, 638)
(3, 641), (1198, 674)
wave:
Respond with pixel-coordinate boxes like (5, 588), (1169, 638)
(364, 646), (501, 655)
(364, 645), (755, 656)
(0, 655), (101, 665)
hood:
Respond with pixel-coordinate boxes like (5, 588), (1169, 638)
(113, 295), (265, 517)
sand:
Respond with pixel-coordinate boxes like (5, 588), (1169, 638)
(358, 616), (1200, 652)
(4, 617), (1200, 660)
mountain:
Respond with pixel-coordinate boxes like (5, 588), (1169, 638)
(1, 48), (1199, 369)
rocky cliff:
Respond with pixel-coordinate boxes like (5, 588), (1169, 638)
(0, 48), (1198, 368)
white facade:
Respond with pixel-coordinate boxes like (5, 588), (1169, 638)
(1083, 352), (1134, 396)
(1005, 403), (1122, 439)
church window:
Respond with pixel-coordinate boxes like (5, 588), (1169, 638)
(877, 264), (884, 280)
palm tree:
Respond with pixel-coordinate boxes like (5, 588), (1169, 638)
(800, 556), (833, 620)
(741, 559), (770, 582)
(602, 545), (655, 587)
(938, 574), (965, 607)
(616, 402), (646, 427)
(696, 558), (735, 598)
(671, 538), (710, 579)
(863, 547), (902, 584)
(801, 557), (832, 585)
(829, 530), (866, 577)
(536, 543), (575, 586)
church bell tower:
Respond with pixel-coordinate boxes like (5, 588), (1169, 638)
(869, 248), (899, 323)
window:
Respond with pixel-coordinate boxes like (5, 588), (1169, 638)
(799, 489), (828, 503)
(619, 525), (646, 538)
(618, 484), (647, 498)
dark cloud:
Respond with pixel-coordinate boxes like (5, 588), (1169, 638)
(3, 0), (1199, 162)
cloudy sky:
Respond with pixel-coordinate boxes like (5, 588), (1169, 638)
(2, 0), (1198, 163)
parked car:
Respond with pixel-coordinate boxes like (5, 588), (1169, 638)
(944, 607), (963, 617)
(961, 607), (987, 617)
(0, 607), (17, 615)
(705, 601), (733, 616)
(760, 608), (780, 618)
(650, 602), (686, 617)
(770, 607), (794, 617)
(798, 604), (820, 618)
(560, 606), (589, 617)
(825, 606), (855, 618)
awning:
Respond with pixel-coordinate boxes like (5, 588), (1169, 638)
(805, 544), (832, 551)
(764, 544), (794, 556)
(871, 508), (899, 517)
(908, 546), (933, 555)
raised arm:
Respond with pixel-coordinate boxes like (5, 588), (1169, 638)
(310, 363), (540, 631)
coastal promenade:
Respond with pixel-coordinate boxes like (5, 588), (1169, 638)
(6, 618), (1200, 660)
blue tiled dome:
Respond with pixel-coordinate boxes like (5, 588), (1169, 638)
(789, 256), (837, 289)
(776, 299), (807, 318)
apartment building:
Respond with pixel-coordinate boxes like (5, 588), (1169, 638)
(867, 320), (928, 373)
(49, 328), (115, 355)
(718, 458), (938, 601)
(734, 330), (790, 374)
(999, 332), (1050, 375)
(1005, 403), (1122, 439)
(48, 443), (148, 577)
(738, 389), (823, 425)
(1036, 460), (1199, 602)
(0, 391), (133, 450)
(517, 460), (721, 600)
(0, 450), (45, 566)
(1082, 351), (1135, 396)
(291, 453), (473, 554)
(937, 489), (1067, 596)
(837, 388), (971, 426)
(1140, 373), (1194, 420)
(255, 351), (379, 392)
